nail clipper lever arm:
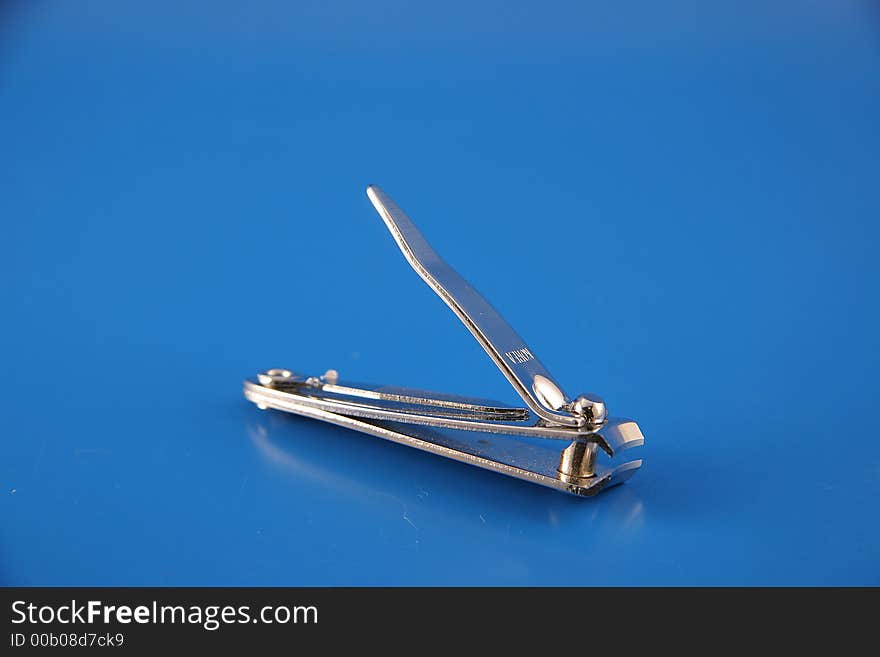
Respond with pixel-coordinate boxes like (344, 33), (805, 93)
(367, 185), (582, 428)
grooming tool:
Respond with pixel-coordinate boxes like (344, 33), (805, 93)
(244, 186), (644, 497)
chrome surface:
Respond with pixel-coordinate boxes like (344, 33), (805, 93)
(367, 185), (584, 427)
(557, 441), (598, 481)
(568, 393), (608, 430)
(243, 186), (646, 496)
(243, 375), (644, 455)
(246, 386), (642, 498)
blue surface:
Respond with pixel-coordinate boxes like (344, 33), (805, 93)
(2, 2), (879, 585)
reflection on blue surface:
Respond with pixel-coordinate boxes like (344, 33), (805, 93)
(1, 1), (879, 584)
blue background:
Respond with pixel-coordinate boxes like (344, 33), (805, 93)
(2, 1), (878, 585)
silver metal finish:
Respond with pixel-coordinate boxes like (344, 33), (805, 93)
(245, 383), (642, 498)
(243, 186), (645, 497)
(243, 376), (643, 454)
(558, 441), (599, 482)
(367, 186), (582, 428)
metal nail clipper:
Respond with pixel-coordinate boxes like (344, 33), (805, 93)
(243, 186), (644, 497)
